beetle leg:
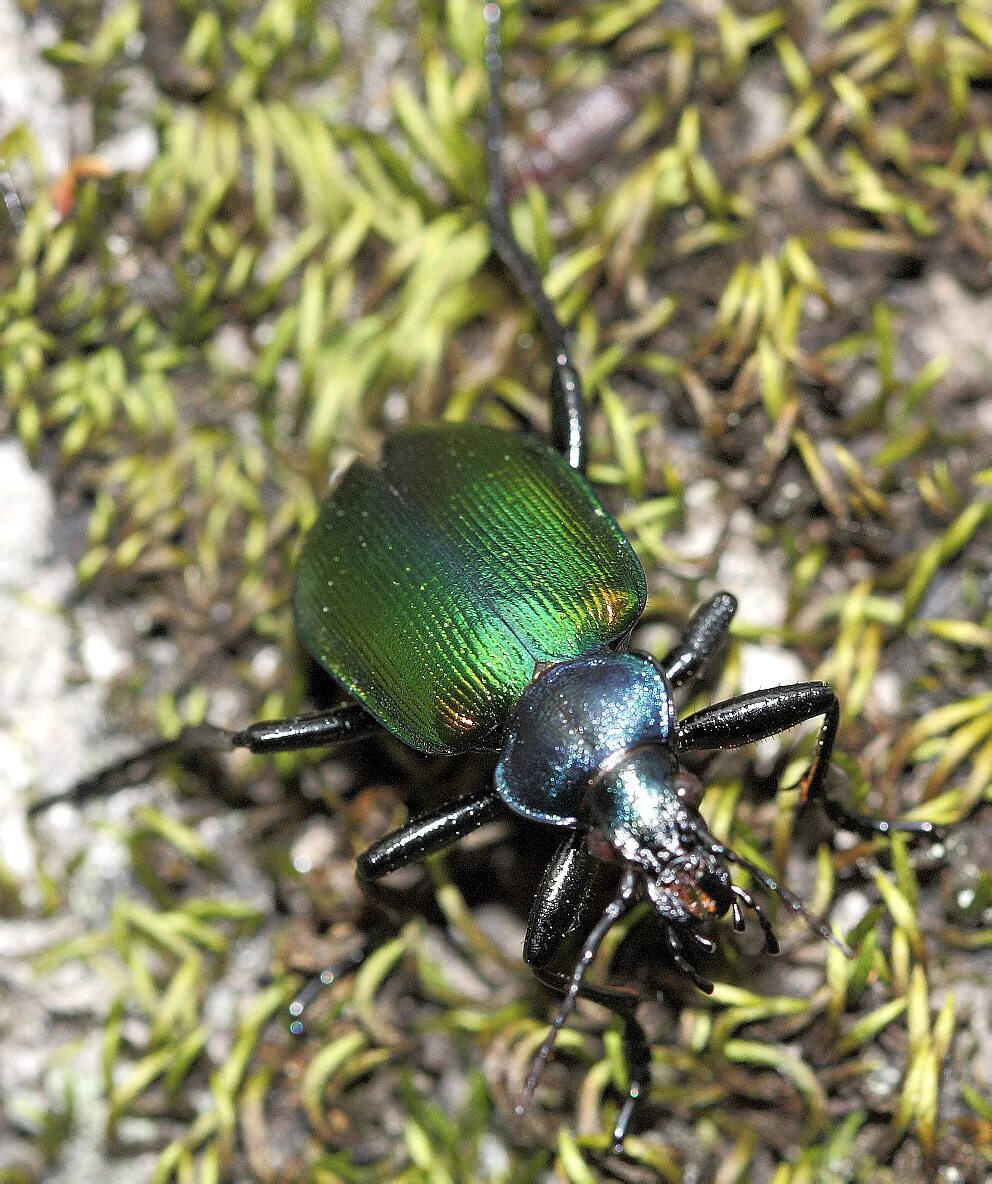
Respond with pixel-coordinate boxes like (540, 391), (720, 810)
(288, 794), (503, 1036)
(356, 789), (504, 881)
(28, 702), (379, 816)
(527, 967), (653, 1155)
(517, 868), (638, 1134)
(27, 723), (231, 816)
(661, 591), (737, 688)
(677, 682), (937, 837)
(231, 701), (376, 752)
(286, 926), (395, 1035)
(288, 943), (370, 1030)
(483, 2), (587, 473)
(522, 839), (651, 1150)
(523, 831), (600, 969)
(731, 884), (780, 954)
(608, 1010), (652, 1153)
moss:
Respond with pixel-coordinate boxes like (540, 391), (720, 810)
(3, 1), (991, 1181)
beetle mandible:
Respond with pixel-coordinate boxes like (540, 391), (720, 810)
(36, 1), (938, 1152)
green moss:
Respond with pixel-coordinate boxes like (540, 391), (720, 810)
(3, 0), (991, 1181)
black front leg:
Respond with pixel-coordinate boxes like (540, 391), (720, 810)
(530, 964), (652, 1153)
(678, 682), (936, 836)
(522, 845), (650, 1152)
(483, 3), (586, 472)
(524, 831), (599, 969)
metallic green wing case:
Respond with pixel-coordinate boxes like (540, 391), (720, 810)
(292, 423), (646, 754)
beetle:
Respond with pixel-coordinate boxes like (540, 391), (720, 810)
(33, 2), (937, 1153)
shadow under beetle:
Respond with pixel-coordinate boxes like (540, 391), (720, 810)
(36, 2), (938, 1153)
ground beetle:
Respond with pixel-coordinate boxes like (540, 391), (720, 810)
(35, 2), (937, 1152)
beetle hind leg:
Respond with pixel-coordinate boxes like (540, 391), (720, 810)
(482, 2), (587, 472)
(288, 792), (505, 1032)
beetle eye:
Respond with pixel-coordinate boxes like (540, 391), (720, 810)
(674, 767), (704, 810)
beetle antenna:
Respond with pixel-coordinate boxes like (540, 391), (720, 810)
(516, 868), (637, 1118)
(694, 825), (852, 958)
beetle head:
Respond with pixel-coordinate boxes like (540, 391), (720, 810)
(583, 744), (734, 931)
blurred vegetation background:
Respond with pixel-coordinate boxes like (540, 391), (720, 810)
(0, 0), (990, 1181)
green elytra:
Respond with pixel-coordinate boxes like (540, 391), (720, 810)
(292, 422), (646, 754)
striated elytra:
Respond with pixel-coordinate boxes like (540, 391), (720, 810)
(292, 422), (646, 755)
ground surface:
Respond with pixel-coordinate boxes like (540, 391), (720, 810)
(1, 1), (991, 1182)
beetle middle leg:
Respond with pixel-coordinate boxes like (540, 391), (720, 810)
(677, 682), (938, 836)
(356, 789), (504, 882)
(285, 790), (506, 1027)
(482, 2), (587, 473)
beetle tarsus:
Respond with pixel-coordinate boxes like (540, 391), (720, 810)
(27, 724), (231, 816)
(610, 1010), (652, 1153)
(32, 704), (381, 816)
(286, 932), (389, 1035)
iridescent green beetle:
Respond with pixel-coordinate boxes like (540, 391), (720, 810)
(39, 2), (936, 1153)
(243, 5), (935, 1148)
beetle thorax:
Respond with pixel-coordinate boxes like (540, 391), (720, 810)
(494, 651), (676, 826)
(494, 651), (732, 926)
